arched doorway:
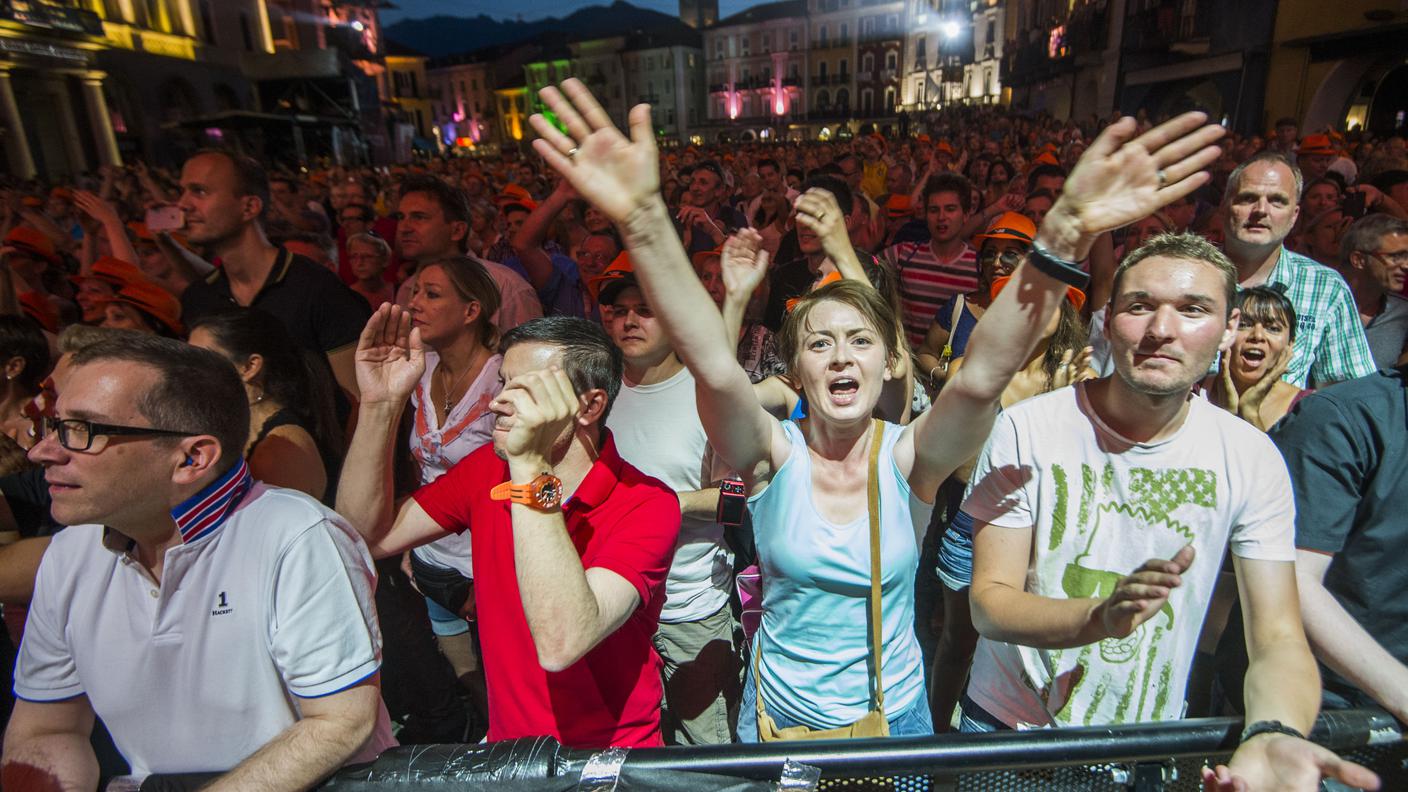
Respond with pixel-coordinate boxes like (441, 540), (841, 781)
(1367, 64), (1408, 134)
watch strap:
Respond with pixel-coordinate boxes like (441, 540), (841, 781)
(1029, 241), (1092, 290)
(1239, 719), (1306, 744)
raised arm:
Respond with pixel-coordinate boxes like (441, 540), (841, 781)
(510, 180), (574, 291)
(529, 79), (781, 479)
(71, 191), (139, 269)
(335, 304), (446, 558)
(897, 112), (1227, 497)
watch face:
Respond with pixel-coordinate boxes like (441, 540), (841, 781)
(533, 476), (563, 508)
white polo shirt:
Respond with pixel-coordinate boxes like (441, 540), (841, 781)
(13, 459), (396, 777)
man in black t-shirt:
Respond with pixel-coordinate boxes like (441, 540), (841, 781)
(176, 150), (369, 400)
(1271, 367), (1408, 721)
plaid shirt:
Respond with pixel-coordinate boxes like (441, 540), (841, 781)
(1260, 247), (1376, 388)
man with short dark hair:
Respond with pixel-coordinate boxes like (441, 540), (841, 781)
(4, 335), (393, 789)
(880, 173), (979, 344)
(743, 158), (798, 225)
(1220, 152), (1375, 387)
(337, 308), (681, 748)
(1026, 163), (1067, 196)
(394, 175), (541, 333)
(176, 150), (371, 402)
(1338, 213), (1408, 368)
(964, 233), (1378, 790)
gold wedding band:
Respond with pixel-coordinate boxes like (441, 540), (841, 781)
(1157, 169), (1167, 188)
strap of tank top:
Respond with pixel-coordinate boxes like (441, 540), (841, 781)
(866, 417), (885, 711)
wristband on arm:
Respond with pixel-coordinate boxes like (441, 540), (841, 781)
(1028, 241), (1092, 290)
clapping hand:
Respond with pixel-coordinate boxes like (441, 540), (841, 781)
(720, 229), (770, 307)
(1096, 545), (1195, 639)
(353, 303), (424, 405)
(792, 188), (851, 259)
(528, 79), (659, 225)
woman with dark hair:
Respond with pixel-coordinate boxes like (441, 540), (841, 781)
(187, 308), (342, 501)
(402, 254), (504, 728)
(983, 158), (1015, 208)
(1205, 286), (1304, 431)
(0, 315), (50, 449)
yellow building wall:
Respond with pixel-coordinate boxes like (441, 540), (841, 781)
(1263, 0), (1387, 131)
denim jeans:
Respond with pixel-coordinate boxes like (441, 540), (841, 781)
(737, 657), (934, 743)
(956, 695), (1008, 733)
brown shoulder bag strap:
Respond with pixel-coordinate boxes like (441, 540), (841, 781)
(867, 418), (886, 713)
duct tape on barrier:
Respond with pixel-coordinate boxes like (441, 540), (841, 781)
(577, 747), (628, 792)
(778, 759), (822, 791)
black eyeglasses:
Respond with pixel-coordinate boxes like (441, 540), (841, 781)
(41, 417), (196, 453)
(979, 249), (1025, 269)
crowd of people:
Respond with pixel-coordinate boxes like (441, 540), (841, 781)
(0, 75), (1404, 791)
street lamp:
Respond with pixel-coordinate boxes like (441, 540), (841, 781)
(941, 21), (960, 40)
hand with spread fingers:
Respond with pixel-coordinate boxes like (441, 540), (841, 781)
(353, 303), (425, 405)
(1221, 343), (1293, 430)
(1049, 112), (1226, 256)
(490, 367), (581, 465)
(1202, 733), (1381, 792)
(527, 78), (660, 224)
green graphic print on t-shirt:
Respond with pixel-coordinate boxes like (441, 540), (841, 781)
(1042, 462), (1217, 726)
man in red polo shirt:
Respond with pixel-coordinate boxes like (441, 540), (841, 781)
(337, 307), (680, 748)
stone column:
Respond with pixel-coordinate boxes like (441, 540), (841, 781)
(47, 76), (87, 175)
(0, 68), (36, 181)
(79, 72), (123, 168)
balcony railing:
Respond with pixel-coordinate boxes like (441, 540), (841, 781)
(1124, 0), (1213, 50)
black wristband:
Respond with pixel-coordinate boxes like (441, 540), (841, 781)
(1028, 242), (1091, 290)
(1239, 719), (1306, 744)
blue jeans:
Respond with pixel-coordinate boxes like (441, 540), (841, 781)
(957, 695), (1008, 733)
(737, 658), (934, 742)
(424, 595), (470, 637)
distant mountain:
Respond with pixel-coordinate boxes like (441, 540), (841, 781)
(384, 1), (682, 58)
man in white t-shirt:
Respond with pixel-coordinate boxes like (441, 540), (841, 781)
(3, 336), (393, 790)
(964, 233), (1378, 791)
(599, 269), (735, 745)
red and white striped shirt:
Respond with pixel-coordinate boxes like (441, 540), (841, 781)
(881, 241), (979, 345)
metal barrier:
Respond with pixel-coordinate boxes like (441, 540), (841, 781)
(311, 708), (1406, 792)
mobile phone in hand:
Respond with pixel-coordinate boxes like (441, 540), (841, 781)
(145, 205), (184, 233)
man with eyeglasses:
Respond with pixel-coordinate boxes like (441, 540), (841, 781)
(3, 335), (394, 790)
(1337, 213), (1408, 369)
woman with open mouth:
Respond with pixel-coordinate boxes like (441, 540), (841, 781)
(528, 77), (1225, 741)
(1205, 285), (1306, 431)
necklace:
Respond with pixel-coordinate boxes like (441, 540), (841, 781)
(436, 352), (483, 414)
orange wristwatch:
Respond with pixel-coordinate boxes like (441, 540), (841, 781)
(490, 473), (564, 511)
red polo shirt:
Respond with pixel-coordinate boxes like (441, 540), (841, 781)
(413, 432), (679, 749)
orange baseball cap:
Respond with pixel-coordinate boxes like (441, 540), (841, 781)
(496, 184), (532, 205)
(113, 280), (183, 336)
(690, 246), (723, 269)
(885, 194), (914, 218)
(70, 256), (145, 289)
(990, 274), (1085, 313)
(933, 140), (956, 157)
(18, 292), (58, 334)
(1297, 134), (1336, 156)
(590, 251), (637, 304)
(1032, 151), (1061, 167)
(915, 134), (932, 144)
(4, 226), (61, 265)
(974, 212), (1037, 245)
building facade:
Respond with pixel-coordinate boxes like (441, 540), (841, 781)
(1000, 0), (1122, 120)
(702, 0), (808, 141)
(900, 0), (971, 111)
(383, 41), (431, 159)
(621, 27), (706, 140)
(961, 0), (1005, 104)
(855, 1), (905, 118)
(1264, 0), (1408, 139)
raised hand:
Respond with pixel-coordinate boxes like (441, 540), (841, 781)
(72, 190), (121, 229)
(1050, 346), (1095, 390)
(793, 188), (851, 260)
(528, 79), (659, 224)
(1236, 343), (1292, 426)
(720, 229), (770, 306)
(1096, 545), (1195, 639)
(353, 303), (424, 405)
(1058, 112), (1225, 238)
(1202, 733), (1380, 792)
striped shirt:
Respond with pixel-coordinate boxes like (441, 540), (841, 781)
(1257, 247), (1376, 388)
(881, 240), (979, 345)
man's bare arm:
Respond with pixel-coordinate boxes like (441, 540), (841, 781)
(1, 697), (98, 792)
